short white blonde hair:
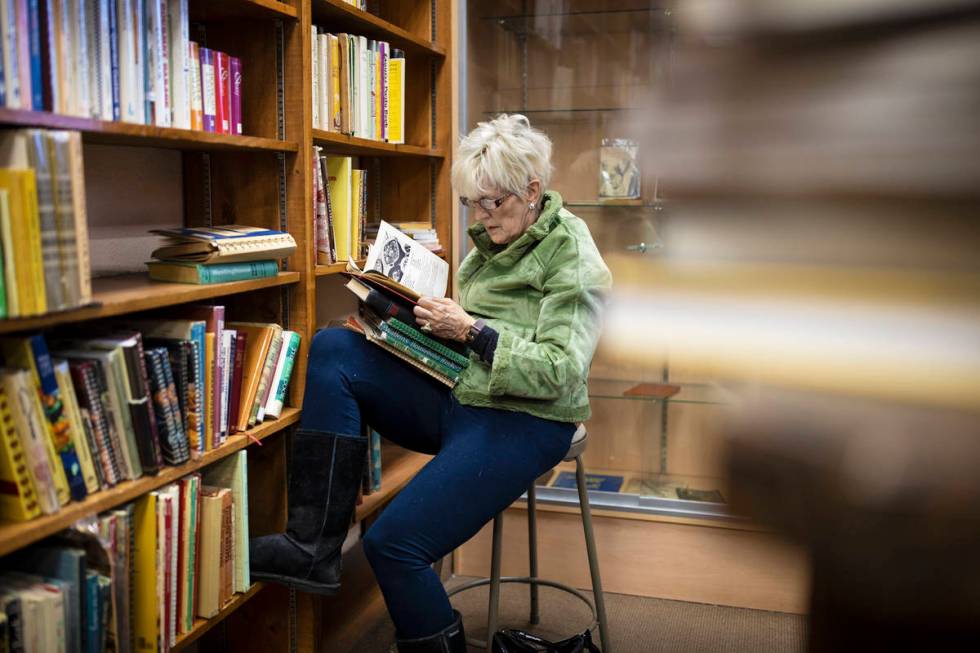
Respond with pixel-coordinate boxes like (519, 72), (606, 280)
(452, 114), (553, 200)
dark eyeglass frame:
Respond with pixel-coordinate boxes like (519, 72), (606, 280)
(459, 193), (514, 211)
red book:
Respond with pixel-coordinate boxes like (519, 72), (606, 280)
(228, 331), (247, 434)
(215, 51), (231, 134)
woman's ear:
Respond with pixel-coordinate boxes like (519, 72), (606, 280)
(525, 179), (542, 206)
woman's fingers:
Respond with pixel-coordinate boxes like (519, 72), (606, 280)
(413, 305), (435, 321)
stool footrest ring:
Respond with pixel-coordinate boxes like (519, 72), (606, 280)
(447, 576), (599, 650)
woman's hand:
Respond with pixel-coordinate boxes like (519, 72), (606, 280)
(414, 297), (476, 342)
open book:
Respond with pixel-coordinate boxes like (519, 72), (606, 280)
(343, 222), (464, 387)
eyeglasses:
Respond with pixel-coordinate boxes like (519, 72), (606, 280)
(459, 193), (513, 211)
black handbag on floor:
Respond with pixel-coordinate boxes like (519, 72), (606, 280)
(491, 629), (601, 653)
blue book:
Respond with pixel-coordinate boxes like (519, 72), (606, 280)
(26, 0), (43, 109)
(108, 0), (121, 120)
(551, 471), (624, 493)
(370, 429), (382, 492)
(84, 571), (100, 653)
(28, 334), (88, 501)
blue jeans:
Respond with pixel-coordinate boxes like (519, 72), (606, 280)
(300, 328), (575, 638)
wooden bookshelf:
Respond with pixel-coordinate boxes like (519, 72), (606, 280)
(171, 583), (267, 652)
(0, 0), (454, 649)
(0, 408), (299, 558)
(356, 447), (432, 523)
(313, 129), (445, 158)
(0, 271), (301, 335)
(0, 109), (299, 152)
(311, 0), (447, 58)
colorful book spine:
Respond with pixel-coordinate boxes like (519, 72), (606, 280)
(108, 0), (121, 120)
(0, 368), (60, 514)
(0, 384), (41, 521)
(52, 359), (100, 494)
(146, 260), (279, 284)
(199, 46), (215, 132)
(230, 56), (242, 135)
(265, 331), (299, 419)
(188, 40), (202, 130)
(370, 428), (381, 492)
(387, 48), (404, 144)
(214, 50), (229, 134)
(379, 322), (464, 374)
(386, 318), (471, 368)
(67, 361), (121, 487)
(21, 335), (88, 501)
(227, 332), (246, 434)
(378, 329), (461, 382)
(248, 330), (281, 427)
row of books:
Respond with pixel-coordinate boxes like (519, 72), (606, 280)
(311, 29), (405, 144)
(0, 129), (91, 318)
(1, 0), (243, 134)
(146, 224), (297, 285)
(313, 150), (369, 265)
(364, 222), (443, 255)
(0, 315), (298, 523)
(0, 450), (249, 652)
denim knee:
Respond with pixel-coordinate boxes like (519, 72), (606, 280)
(308, 327), (360, 370)
(362, 521), (429, 574)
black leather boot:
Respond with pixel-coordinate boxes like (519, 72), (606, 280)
(396, 610), (467, 653)
(250, 429), (367, 594)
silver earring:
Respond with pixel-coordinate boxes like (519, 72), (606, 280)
(529, 202), (535, 209)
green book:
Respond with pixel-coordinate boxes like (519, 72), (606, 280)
(379, 329), (462, 382)
(387, 318), (471, 369)
(146, 259), (279, 284)
(379, 321), (464, 373)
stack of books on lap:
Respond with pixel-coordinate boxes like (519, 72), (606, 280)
(343, 221), (468, 388)
(0, 449), (250, 652)
(0, 129), (92, 319)
(146, 225), (296, 285)
(0, 313), (298, 524)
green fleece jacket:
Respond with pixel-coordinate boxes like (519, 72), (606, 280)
(453, 190), (612, 422)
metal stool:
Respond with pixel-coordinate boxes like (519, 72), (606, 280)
(448, 425), (611, 652)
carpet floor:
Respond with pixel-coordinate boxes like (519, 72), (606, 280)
(348, 576), (808, 653)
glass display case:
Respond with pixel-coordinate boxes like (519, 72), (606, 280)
(461, 0), (734, 520)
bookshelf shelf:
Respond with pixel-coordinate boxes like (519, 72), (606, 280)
(171, 583), (267, 652)
(314, 259), (364, 277)
(311, 0), (446, 58)
(355, 447), (432, 523)
(313, 129), (445, 158)
(0, 408), (299, 558)
(0, 271), (301, 335)
(190, 0), (298, 21)
(0, 109), (299, 152)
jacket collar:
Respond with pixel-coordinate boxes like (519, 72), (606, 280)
(467, 190), (564, 266)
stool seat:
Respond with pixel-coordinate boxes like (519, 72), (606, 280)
(447, 423), (611, 651)
(564, 424), (588, 461)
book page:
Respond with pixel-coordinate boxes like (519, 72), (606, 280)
(364, 221), (448, 298)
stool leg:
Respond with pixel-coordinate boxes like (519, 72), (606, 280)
(488, 513), (504, 643)
(527, 483), (540, 625)
(576, 456), (612, 653)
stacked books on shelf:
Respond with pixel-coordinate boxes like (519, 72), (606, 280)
(343, 222), (468, 388)
(313, 152), (369, 265)
(363, 221), (442, 255)
(147, 225), (296, 285)
(0, 449), (250, 652)
(1, 0), (244, 134)
(0, 318), (298, 523)
(0, 129), (91, 319)
(310, 28), (405, 144)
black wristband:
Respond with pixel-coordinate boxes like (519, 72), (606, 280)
(469, 325), (499, 364)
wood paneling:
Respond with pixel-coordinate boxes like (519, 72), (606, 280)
(456, 506), (811, 614)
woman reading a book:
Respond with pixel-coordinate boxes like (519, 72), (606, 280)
(251, 114), (612, 653)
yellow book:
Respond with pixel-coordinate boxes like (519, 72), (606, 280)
(53, 360), (100, 494)
(326, 156), (353, 261)
(0, 189), (16, 317)
(0, 385), (42, 521)
(351, 168), (363, 262)
(387, 50), (405, 144)
(374, 49), (382, 139)
(0, 169), (46, 316)
(204, 334), (215, 451)
(0, 368), (60, 514)
(329, 34), (341, 131)
(133, 492), (161, 653)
